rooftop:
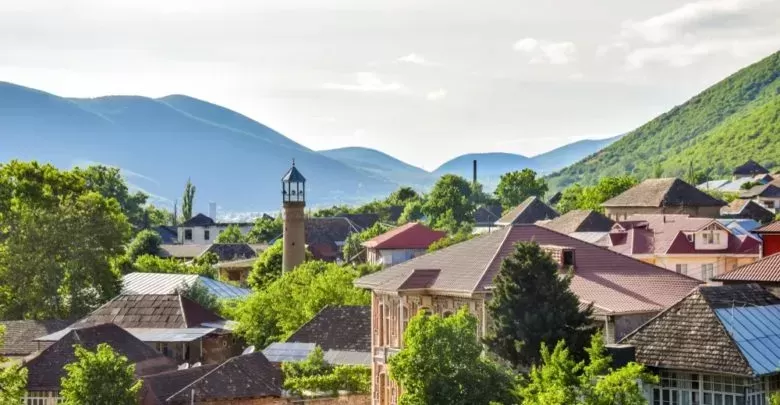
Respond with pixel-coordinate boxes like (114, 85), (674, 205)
(733, 159), (769, 176)
(756, 221), (780, 233)
(180, 213), (216, 228)
(713, 253), (780, 283)
(71, 294), (224, 329)
(539, 209), (615, 234)
(602, 178), (726, 208)
(496, 196), (559, 226)
(286, 306), (371, 352)
(362, 222), (446, 250)
(122, 273), (251, 299)
(0, 320), (71, 357)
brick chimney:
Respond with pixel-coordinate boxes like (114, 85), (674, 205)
(540, 245), (576, 269)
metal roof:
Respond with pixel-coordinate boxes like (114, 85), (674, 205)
(36, 327), (217, 343)
(262, 342), (370, 365)
(282, 164), (306, 182)
(715, 304), (780, 376)
(122, 273), (251, 299)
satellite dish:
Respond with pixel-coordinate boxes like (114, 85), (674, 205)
(242, 345), (256, 355)
(192, 362), (202, 367)
(178, 363), (189, 370)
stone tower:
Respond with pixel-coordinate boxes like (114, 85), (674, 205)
(281, 161), (306, 272)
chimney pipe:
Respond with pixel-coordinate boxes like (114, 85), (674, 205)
(209, 202), (217, 220)
(472, 160), (477, 186)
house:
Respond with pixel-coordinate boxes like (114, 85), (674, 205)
(698, 173), (773, 193)
(338, 213), (380, 230)
(304, 217), (364, 262)
(621, 284), (780, 405)
(362, 222), (446, 267)
(177, 213), (254, 245)
(756, 221), (780, 256)
(538, 209), (615, 234)
(607, 214), (760, 281)
(141, 352), (283, 405)
(712, 253), (780, 294)
(721, 198), (775, 224)
(24, 323), (177, 404)
(159, 242), (263, 262)
(215, 258), (258, 284)
(122, 273), (251, 300)
(733, 159), (770, 179)
(37, 294), (240, 365)
(740, 182), (780, 212)
(0, 320), (71, 360)
(473, 204), (503, 232)
(602, 178), (727, 220)
(264, 305), (371, 366)
(354, 224), (701, 405)
(495, 196), (559, 226)
(154, 225), (179, 244)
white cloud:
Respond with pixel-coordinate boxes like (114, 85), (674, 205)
(513, 38), (577, 64)
(322, 72), (404, 92)
(426, 88), (447, 101)
(397, 53), (431, 65)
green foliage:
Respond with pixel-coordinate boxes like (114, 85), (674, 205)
(125, 229), (162, 262)
(342, 222), (389, 262)
(389, 307), (518, 405)
(398, 200), (424, 224)
(234, 261), (370, 347)
(770, 393), (780, 405)
(486, 242), (595, 368)
(556, 176), (638, 214)
(215, 224), (245, 243)
(282, 347), (370, 396)
(247, 239), (284, 290)
(518, 333), (657, 405)
(495, 169), (549, 210)
(0, 161), (131, 320)
(427, 229), (475, 252)
(547, 51), (780, 190)
(387, 186), (420, 205)
(246, 215), (283, 243)
(142, 204), (173, 228)
(74, 165), (148, 229)
(0, 326), (27, 405)
(60, 343), (142, 405)
(353, 263), (383, 276)
(704, 189), (739, 203)
(133, 254), (216, 278)
(423, 174), (475, 228)
(176, 280), (220, 314)
(182, 178), (196, 221)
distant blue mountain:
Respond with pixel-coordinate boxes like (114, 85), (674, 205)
(319, 147), (434, 188)
(433, 153), (534, 188)
(529, 135), (623, 173)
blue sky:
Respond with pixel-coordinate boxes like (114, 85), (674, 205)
(1, 0), (779, 170)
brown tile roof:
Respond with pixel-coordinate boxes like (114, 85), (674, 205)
(740, 183), (780, 199)
(756, 221), (780, 233)
(286, 306), (370, 352)
(496, 196), (559, 225)
(539, 210), (615, 234)
(0, 320), (71, 357)
(713, 253), (780, 282)
(72, 294), (224, 329)
(142, 363), (219, 404)
(721, 199), (775, 224)
(602, 178), (726, 208)
(362, 222), (446, 250)
(25, 323), (176, 391)
(733, 160), (769, 176)
(355, 224), (701, 314)
(305, 217), (361, 261)
(203, 243), (258, 262)
(621, 284), (780, 376)
(165, 352), (282, 403)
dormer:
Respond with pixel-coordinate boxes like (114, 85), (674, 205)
(694, 222), (729, 250)
(541, 245), (576, 269)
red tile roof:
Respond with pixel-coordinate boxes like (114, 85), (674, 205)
(362, 222), (446, 250)
(713, 253), (780, 282)
(356, 224), (701, 315)
(756, 221), (780, 233)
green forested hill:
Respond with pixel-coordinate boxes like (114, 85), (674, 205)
(547, 51), (780, 190)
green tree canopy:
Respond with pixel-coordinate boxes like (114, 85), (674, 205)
(246, 215), (283, 243)
(125, 229), (162, 262)
(342, 222), (389, 262)
(234, 261), (370, 347)
(215, 224), (245, 243)
(387, 186), (420, 205)
(495, 169), (548, 210)
(74, 165), (148, 229)
(282, 346), (370, 397)
(0, 326), (27, 405)
(556, 176), (637, 214)
(182, 178), (196, 221)
(389, 307), (517, 405)
(133, 254), (216, 278)
(175, 280), (220, 314)
(422, 174), (475, 228)
(0, 161), (131, 320)
(142, 205), (173, 228)
(247, 239), (284, 290)
(60, 343), (143, 405)
(485, 241), (595, 368)
(398, 200), (424, 224)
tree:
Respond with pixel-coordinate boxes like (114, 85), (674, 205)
(495, 169), (549, 210)
(74, 165), (148, 229)
(125, 229), (162, 262)
(175, 280), (220, 314)
(133, 254), (216, 278)
(422, 174), (475, 228)
(60, 343), (143, 405)
(519, 333), (657, 405)
(0, 161), (131, 320)
(142, 204), (173, 228)
(182, 178), (196, 221)
(215, 224), (245, 243)
(246, 215), (283, 243)
(398, 200), (424, 224)
(0, 326), (27, 405)
(387, 186), (420, 205)
(555, 184), (584, 214)
(485, 241), (595, 368)
(427, 230), (475, 252)
(556, 176), (637, 214)
(234, 261), (370, 347)
(389, 307), (517, 405)
(247, 239), (284, 290)
(342, 222), (388, 262)
(282, 346), (370, 396)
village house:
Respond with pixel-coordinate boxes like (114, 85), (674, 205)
(495, 196), (559, 226)
(538, 209), (615, 245)
(176, 213), (255, 245)
(354, 224), (701, 405)
(602, 178), (727, 220)
(23, 323), (177, 405)
(756, 221), (780, 256)
(607, 214), (760, 281)
(713, 252), (780, 294)
(36, 294), (240, 365)
(157, 242), (265, 262)
(0, 320), (71, 360)
(472, 204), (503, 233)
(621, 284), (780, 405)
(721, 198), (775, 224)
(362, 222), (446, 268)
(740, 181), (780, 213)
(733, 159), (771, 179)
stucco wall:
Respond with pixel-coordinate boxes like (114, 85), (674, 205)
(178, 225), (253, 244)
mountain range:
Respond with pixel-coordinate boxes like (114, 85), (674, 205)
(0, 81), (617, 213)
(546, 50), (780, 191)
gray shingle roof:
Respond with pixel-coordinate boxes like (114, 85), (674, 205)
(496, 196), (559, 225)
(733, 160), (769, 176)
(282, 164), (306, 182)
(0, 320), (71, 357)
(72, 294), (224, 329)
(180, 213), (216, 228)
(539, 210), (615, 234)
(286, 306), (370, 352)
(602, 178), (727, 208)
(203, 243), (258, 262)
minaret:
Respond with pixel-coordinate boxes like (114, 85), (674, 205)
(281, 160), (307, 272)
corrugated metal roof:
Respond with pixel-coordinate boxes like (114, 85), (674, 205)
(262, 342), (370, 365)
(122, 273), (251, 299)
(715, 304), (780, 376)
(36, 327), (217, 343)
(323, 350), (371, 365)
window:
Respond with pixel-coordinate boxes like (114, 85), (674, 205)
(702, 232), (721, 245)
(766, 200), (775, 209)
(702, 264), (714, 281)
(228, 271), (241, 281)
(686, 233), (695, 243)
(562, 250), (575, 266)
(204, 229), (210, 241)
(676, 264), (688, 275)
(184, 229), (193, 241)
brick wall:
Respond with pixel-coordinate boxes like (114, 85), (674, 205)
(196, 395), (370, 405)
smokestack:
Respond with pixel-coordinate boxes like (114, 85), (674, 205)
(209, 202), (217, 220)
(472, 160), (477, 186)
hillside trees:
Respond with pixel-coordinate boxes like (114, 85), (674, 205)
(495, 169), (548, 210)
(0, 161), (131, 319)
(182, 178), (196, 221)
(60, 344), (142, 405)
(485, 242), (594, 368)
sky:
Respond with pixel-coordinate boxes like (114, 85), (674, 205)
(1, 0), (779, 170)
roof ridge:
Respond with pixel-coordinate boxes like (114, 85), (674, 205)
(165, 356), (233, 402)
(472, 226), (513, 292)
